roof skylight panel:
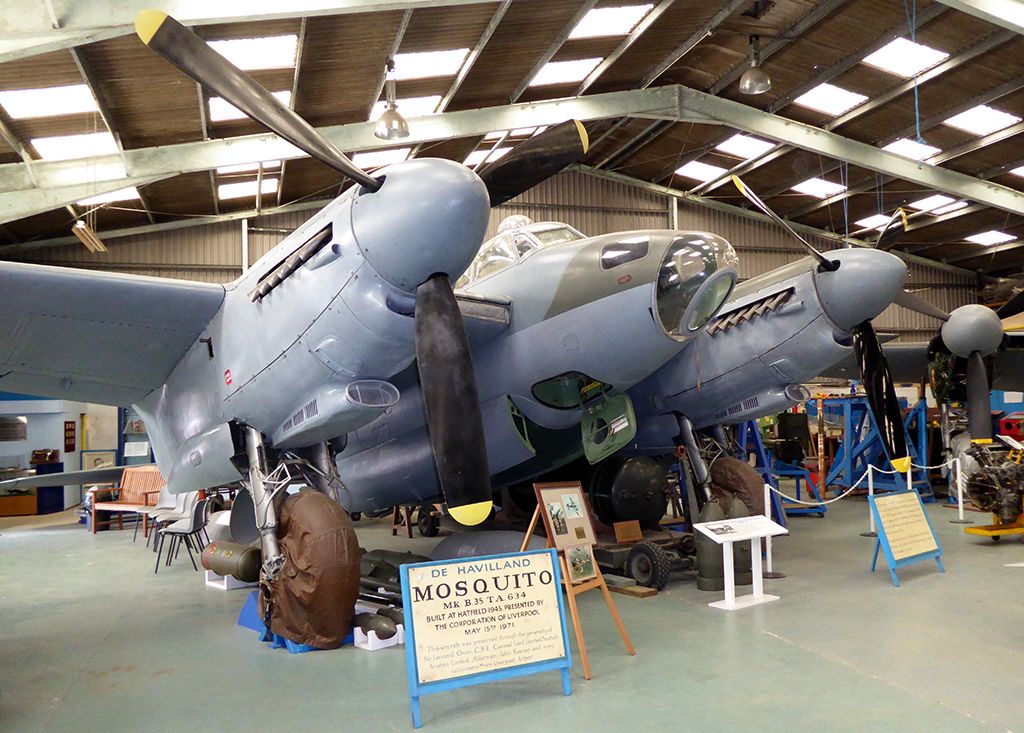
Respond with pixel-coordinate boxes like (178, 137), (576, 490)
(793, 83), (868, 116)
(715, 134), (775, 160)
(351, 148), (411, 168)
(31, 131), (119, 160)
(0, 84), (98, 119)
(862, 38), (948, 78)
(881, 137), (941, 160)
(908, 194), (955, 213)
(943, 105), (1022, 136)
(966, 230), (1016, 245)
(209, 91), (291, 121)
(464, 147), (511, 167)
(675, 160), (727, 182)
(218, 178), (279, 200)
(209, 35), (298, 70)
(528, 58), (604, 87)
(77, 186), (141, 206)
(791, 178), (847, 198)
(393, 49), (470, 80)
(569, 5), (654, 39)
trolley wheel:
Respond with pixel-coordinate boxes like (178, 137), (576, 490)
(625, 540), (671, 590)
(350, 512), (361, 522)
(992, 535), (1001, 542)
(418, 505), (440, 537)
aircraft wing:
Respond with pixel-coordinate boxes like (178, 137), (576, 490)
(0, 465), (153, 489)
(0, 262), (224, 405)
(456, 291), (510, 346)
(819, 342), (929, 383)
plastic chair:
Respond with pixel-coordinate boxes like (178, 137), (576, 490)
(154, 498), (209, 573)
(147, 492), (197, 549)
(134, 484), (174, 542)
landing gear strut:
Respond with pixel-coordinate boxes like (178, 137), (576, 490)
(242, 426), (287, 580)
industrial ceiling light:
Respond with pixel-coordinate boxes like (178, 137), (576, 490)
(738, 36), (772, 96)
(72, 220), (108, 253)
(374, 59), (410, 141)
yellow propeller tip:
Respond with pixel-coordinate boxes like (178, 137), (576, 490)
(573, 120), (589, 154)
(135, 10), (168, 45)
(890, 457), (912, 473)
(447, 500), (492, 526)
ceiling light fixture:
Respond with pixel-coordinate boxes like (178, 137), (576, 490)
(738, 35), (772, 95)
(375, 58), (410, 141)
(908, 194), (955, 213)
(793, 83), (867, 116)
(72, 220), (108, 253)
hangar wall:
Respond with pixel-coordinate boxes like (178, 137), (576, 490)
(8, 171), (975, 341)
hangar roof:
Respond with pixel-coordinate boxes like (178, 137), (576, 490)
(2, 0), (1024, 276)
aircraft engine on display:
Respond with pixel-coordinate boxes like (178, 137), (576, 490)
(964, 445), (1024, 525)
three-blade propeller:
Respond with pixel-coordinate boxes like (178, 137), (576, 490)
(732, 176), (911, 472)
(135, 11), (588, 524)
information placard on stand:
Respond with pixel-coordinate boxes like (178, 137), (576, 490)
(401, 549), (571, 728)
(868, 489), (944, 587)
(693, 515), (788, 611)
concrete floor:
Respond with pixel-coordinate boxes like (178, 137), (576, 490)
(2, 499), (1023, 733)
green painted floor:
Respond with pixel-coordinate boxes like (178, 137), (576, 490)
(2, 499), (1023, 733)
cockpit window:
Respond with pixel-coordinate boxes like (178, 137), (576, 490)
(654, 234), (738, 341)
(601, 236), (650, 269)
(473, 234), (516, 281)
(531, 226), (583, 247)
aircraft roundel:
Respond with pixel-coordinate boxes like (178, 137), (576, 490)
(224, 369), (232, 386)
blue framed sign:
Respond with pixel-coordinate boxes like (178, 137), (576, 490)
(400, 548), (572, 728)
(868, 489), (944, 587)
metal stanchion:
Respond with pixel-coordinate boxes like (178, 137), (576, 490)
(950, 457), (973, 524)
(860, 466), (877, 537)
(762, 483), (785, 579)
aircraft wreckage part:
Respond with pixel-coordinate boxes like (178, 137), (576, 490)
(229, 489), (259, 545)
(415, 274), (493, 526)
(354, 613), (398, 641)
(589, 456), (668, 530)
(201, 541), (262, 583)
(270, 380), (400, 449)
(814, 248), (906, 332)
(432, 530), (548, 560)
(376, 606), (405, 625)
(695, 500), (726, 592)
(351, 158), (490, 292)
(260, 491), (361, 649)
(478, 120), (590, 207)
(852, 321), (911, 473)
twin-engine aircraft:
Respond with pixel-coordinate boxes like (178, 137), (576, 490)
(1, 12), (929, 573)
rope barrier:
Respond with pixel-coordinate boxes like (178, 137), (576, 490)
(767, 459), (960, 506)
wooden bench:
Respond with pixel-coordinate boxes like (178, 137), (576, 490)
(89, 465), (166, 535)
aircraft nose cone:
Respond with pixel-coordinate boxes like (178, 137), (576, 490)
(351, 158), (491, 291)
(815, 248), (907, 331)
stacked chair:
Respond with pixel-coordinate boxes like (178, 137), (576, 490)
(153, 496), (210, 573)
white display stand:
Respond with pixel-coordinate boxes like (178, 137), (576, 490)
(204, 569), (257, 591)
(694, 515), (788, 611)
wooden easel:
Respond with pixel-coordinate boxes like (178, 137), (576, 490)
(391, 505), (414, 537)
(520, 505), (635, 679)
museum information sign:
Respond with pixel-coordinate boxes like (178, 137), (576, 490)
(401, 549), (571, 728)
(868, 489), (944, 587)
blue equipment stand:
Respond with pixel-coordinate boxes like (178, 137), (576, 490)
(401, 549), (572, 728)
(814, 397), (932, 501)
(735, 421), (787, 528)
(868, 489), (944, 587)
(771, 460), (826, 517)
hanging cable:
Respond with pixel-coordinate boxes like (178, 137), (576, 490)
(903, 0), (926, 151)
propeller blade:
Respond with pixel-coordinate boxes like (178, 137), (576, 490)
(478, 121), (589, 207)
(997, 289), (1024, 320)
(731, 175), (838, 271)
(852, 321), (911, 473)
(135, 10), (379, 191)
(1001, 311), (1024, 332)
(414, 274), (492, 525)
(966, 350), (993, 442)
(874, 208), (908, 251)
(894, 290), (950, 322)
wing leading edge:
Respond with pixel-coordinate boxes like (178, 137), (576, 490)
(0, 262), (224, 405)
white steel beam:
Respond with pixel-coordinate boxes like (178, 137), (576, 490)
(0, 0), (499, 63)
(937, 0), (1024, 35)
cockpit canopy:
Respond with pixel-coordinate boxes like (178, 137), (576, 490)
(457, 216), (585, 287)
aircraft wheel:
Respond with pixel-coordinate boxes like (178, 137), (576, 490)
(418, 505), (440, 537)
(626, 541), (670, 590)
